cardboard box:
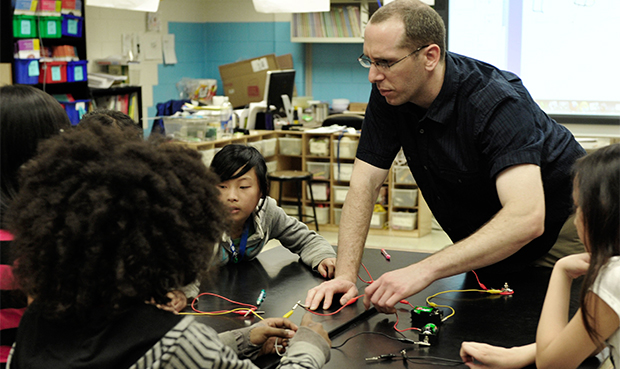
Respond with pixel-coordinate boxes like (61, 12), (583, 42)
(219, 53), (296, 109)
(219, 54), (279, 108)
(0, 63), (13, 86)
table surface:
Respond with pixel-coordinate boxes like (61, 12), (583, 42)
(192, 246), (601, 369)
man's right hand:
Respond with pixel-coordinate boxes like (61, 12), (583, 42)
(305, 277), (358, 310)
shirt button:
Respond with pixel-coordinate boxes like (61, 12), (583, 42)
(419, 129), (424, 134)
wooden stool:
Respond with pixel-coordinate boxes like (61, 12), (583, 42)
(267, 170), (319, 231)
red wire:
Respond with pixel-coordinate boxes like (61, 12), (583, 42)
(191, 292), (257, 314)
(471, 270), (488, 290)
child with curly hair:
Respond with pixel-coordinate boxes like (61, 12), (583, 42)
(460, 144), (620, 369)
(6, 125), (331, 369)
(210, 144), (337, 277)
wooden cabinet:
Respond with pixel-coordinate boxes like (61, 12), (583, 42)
(276, 131), (432, 237)
(291, 0), (379, 43)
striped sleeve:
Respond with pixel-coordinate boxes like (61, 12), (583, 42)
(129, 316), (259, 369)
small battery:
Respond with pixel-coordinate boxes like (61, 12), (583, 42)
(420, 323), (439, 345)
(410, 306), (443, 328)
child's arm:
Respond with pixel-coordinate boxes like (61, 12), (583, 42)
(535, 253), (620, 369)
(265, 198), (337, 272)
(459, 342), (535, 369)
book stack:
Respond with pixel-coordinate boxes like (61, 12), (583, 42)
(292, 5), (361, 38)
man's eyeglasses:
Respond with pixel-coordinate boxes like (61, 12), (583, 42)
(358, 45), (430, 71)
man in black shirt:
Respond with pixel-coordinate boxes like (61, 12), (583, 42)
(305, 0), (585, 314)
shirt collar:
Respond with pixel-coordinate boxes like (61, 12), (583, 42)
(424, 51), (459, 126)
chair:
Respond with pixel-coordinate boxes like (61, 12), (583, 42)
(267, 170), (319, 231)
(321, 113), (364, 131)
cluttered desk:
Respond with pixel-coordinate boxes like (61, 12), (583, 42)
(190, 246), (600, 369)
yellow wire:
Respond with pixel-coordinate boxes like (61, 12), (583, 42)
(425, 289), (495, 322)
(179, 307), (264, 320)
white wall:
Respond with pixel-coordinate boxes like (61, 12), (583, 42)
(85, 0), (290, 125)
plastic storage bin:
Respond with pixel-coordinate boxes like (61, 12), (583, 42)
(370, 211), (387, 229)
(309, 137), (329, 156)
(278, 137), (302, 156)
(333, 163), (353, 182)
(306, 162), (330, 180)
(305, 206), (329, 225)
(61, 14), (82, 37)
(247, 140), (263, 155)
(332, 138), (359, 159)
(13, 15), (37, 37)
(38, 16), (62, 38)
(61, 99), (89, 125)
(307, 183), (329, 201)
(200, 148), (215, 167)
(13, 0), (39, 14)
(391, 211), (418, 231)
(66, 60), (87, 82)
(391, 188), (418, 208)
(14, 58), (40, 84)
(265, 160), (277, 173)
(333, 185), (349, 204)
(163, 117), (212, 142)
(262, 138), (277, 157)
(39, 61), (66, 83)
(393, 166), (416, 184)
(334, 207), (342, 225)
(38, 0), (61, 13)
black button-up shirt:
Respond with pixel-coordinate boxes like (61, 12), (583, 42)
(357, 52), (585, 274)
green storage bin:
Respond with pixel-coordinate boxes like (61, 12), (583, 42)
(38, 16), (62, 38)
(13, 15), (37, 38)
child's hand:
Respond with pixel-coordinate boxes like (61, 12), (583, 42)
(146, 291), (186, 315)
(165, 290), (189, 312)
(317, 258), (336, 279)
(250, 318), (298, 352)
(300, 312), (331, 345)
(555, 252), (590, 280)
(460, 342), (535, 369)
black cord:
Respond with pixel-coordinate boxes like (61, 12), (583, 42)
(402, 348), (464, 367)
(404, 356), (464, 366)
(330, 331), (415, 349)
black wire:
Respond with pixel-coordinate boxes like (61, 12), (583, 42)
(404, 357), (464, 366)
(330, 331), (414, 349)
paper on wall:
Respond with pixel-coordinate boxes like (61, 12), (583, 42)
(162, 34), (177, 65)
(252, 0), (329, 13)
(86, 0), (160, 12)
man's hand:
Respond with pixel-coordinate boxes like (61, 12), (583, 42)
(317, 258), (336, 279)
(305, 277), (358, 310)
(363, 264), (431, 313)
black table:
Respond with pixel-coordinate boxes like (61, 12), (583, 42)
(192, 246), (600, 369)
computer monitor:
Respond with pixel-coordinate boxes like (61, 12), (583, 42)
(246, 69), (296, 130)
(265, 69), (295, 118)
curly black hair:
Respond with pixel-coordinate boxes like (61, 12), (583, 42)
(8, 124), (228, 321)
(78, 108), (142, 134)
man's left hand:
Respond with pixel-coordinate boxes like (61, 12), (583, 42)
(363, 264), (432, 313)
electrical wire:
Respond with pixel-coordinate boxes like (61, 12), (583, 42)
(331, 331), (416, 349)
(182, 292), (264, 320)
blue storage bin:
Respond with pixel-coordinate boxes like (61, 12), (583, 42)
(61, 99), (90, 125)
(66, 60), (87, 82)
(14, 58), (40, 84)
(61, 14), (83, 37)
